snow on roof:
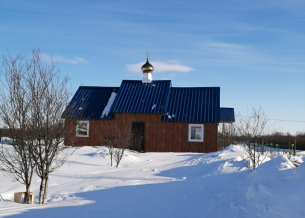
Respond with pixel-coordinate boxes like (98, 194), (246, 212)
(101, 92), (117, 118)
(62, 86), (119, 120)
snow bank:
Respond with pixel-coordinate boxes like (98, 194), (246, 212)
(0, 145), (304, 217)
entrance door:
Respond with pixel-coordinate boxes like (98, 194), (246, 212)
(131, 122), (145, 152)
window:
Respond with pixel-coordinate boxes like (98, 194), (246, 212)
(76, 121), (89, 137)
(188, 124), (204, 142)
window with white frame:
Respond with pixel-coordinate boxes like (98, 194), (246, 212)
(76, 121), (89, 137)
(188, 124), (204, 142)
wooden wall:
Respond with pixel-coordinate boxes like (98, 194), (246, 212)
(64, 113), (218, 153)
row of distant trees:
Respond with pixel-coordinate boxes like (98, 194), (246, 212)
(0, 50), (71, 204)
(269, 132), (305, 149)
(218, 124), (305, 150)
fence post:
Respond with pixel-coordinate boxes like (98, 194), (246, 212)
(294, 139), (296, 156)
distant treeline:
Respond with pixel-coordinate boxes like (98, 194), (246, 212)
(1, 128), (9, 138)
(268, 132), (305, 150)
(1, 128), (64, 140)
(218, 131), (305, 151)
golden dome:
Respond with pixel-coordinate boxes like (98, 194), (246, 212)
(141, 58), (154, 74)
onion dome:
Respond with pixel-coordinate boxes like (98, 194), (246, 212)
(141, 58), (154, 73)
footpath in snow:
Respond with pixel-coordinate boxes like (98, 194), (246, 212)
(0, 145), (305, 218)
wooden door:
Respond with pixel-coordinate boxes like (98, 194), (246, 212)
(131, 122), (145, 152)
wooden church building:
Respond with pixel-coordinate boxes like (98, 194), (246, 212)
(63, 57), (235, 153)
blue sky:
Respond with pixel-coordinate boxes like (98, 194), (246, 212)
(1, 0), (304, 134)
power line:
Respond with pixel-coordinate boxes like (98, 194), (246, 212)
(268, 119), (305, 123)
(235, 115), (305, 123)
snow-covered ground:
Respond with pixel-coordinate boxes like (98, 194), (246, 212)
(0, 145), (305, 218)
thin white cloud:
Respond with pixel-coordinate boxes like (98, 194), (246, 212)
(232, 23), (281, 33)
(127, 60), (193, 73)
(201, 41), (249, 56)
(41, 53), (88, 64)
(198, 40), (305, 74)
(198, 41), (258, 64)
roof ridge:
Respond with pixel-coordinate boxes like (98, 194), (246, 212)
(79, 86), (119, 89)
(171, 87), (220, 89)
(121, 80), (172, 83)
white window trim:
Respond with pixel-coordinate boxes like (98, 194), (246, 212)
(188, 124), (204, 142)
(76, 121), (89, 137)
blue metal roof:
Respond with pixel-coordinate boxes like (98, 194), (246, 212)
(161, 87), (220, 122)
(110, 80), (171, 114)
(63, 86), (119, 119)
(219, 108), (235, 123)
(64, 80), (234, 123)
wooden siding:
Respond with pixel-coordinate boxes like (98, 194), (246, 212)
(64, 113), (218, 153)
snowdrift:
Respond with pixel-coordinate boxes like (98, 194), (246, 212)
(0, 145), (304, 218)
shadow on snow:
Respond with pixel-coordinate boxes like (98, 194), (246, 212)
(5, 154), (303, 218)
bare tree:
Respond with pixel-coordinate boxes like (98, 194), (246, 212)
(0, 50), (71, 204)
(27, 50), (71, 204)
(235, 107), (271, 170)
(100, 120), (132, 167)
(101, 124), (115, 167)
(113, 124), (131, 167)
(113, 147), (125, 167)
(0, 53), (36, 204)
(99, 122), (121, 167)
(108, 145), (115, 166)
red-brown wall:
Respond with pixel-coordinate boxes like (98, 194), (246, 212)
(64, 113), (218, 153)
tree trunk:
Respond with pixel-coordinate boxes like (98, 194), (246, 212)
(42, 175), (49, 204)
(24, 185), (31, 204)
(38, 176), (45, 204)
(111, 154), (113, 166)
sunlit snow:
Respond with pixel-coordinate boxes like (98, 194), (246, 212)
(0, 144), (304, 217)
